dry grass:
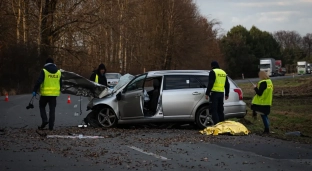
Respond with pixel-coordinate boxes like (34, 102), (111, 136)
(236, 75), (312, 144)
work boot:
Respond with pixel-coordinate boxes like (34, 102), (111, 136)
(83, 118), (89, 125)
(263, 128), (270, 134)
(38, 122), (48, 130)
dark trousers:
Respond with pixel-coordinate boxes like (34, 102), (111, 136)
(39, 96), (57, 129)
(210, 92), (225, 124)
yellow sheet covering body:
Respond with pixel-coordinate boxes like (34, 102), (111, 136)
(200, 121), (249, 136)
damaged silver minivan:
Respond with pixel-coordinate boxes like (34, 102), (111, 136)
(62, 70), (246, 129)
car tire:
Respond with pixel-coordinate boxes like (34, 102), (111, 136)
(97, 107), (118, 128)
(195, 105), (214, 129)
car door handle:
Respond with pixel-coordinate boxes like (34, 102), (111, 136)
(192, 92), (201, 95)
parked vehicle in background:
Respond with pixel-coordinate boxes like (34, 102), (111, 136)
(307, 63), (311, 74)
(297, 61), (307, 75)
(86, 70), (247, 129)
(260, 58), (276, 77)
(106, 73), (122, 88)
(275, 60), (286, 76)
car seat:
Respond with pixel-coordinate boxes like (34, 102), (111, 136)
(149, 79), (160, 112)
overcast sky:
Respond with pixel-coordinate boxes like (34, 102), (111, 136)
(194, 0), (312, 36)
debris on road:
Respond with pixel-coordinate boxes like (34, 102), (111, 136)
(199, 121), (249, 136)
(285, 131), (309, 137)
(47, 134), (105, 139)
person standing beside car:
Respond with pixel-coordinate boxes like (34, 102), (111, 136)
(205, 61), (230, 125)
(33, 58), (62, 131)
(85, 63), (108, 127)
(90, 63), (108, 86)
(251, 71), (273, 134)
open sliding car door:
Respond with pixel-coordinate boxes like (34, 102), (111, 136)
(118, 73), (147, 119)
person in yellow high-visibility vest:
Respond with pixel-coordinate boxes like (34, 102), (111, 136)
(33, 58), (62, 131)
(90, 63), (108, 86)
(251, 71), (273, 134)
(205, 61), (230, 125)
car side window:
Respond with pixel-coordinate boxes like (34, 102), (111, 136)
(164, 75), (190, 90)
(190, 75), (208, 88)
(124, 74), (146, 92)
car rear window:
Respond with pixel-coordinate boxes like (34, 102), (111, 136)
(106, 73), (119, 79)
(164, 75), (208, 90)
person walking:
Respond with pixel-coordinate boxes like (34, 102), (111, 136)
(33, 58), (62, 131)
(205, 61), (230, 125)
(251, 71), (273, 134)
(90, 63), (108, 86)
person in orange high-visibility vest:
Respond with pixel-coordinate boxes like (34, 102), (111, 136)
(205, 61), (230, 125)
(33, 58), (62, 131)
(89, 63), (108, 86)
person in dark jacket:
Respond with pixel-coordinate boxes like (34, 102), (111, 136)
(33, 58), (62, 131)
(205, 61), (230, 125)
(251, 71), (273, 134)
(90, 63), (108, 86)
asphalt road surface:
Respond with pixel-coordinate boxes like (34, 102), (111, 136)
(1, 94), (312, 171)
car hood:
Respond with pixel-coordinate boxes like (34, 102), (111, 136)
(61, 69), (134, 98)
(61, 69), (107, 98)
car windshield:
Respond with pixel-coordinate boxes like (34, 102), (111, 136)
(260, 64), (270, 69)
(113, 74), (135, 92)
(298, 65), (306, 68)
(106, 73), (119, 79)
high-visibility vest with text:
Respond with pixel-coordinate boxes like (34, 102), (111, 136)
(40, 69), (61, 96)
(211, 69), (227, 92)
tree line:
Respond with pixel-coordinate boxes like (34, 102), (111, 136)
(220, 25), (312, 78)
(0, 0), (311, 95)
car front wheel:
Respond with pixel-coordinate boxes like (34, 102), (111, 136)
(97, 107), (118, 128)
(195, 106), (214, 129)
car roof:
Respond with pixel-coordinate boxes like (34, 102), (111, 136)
(146, 70), (211, 77)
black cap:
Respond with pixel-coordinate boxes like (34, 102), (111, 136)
(211, 61), (219, 68)
(46, 58), (54, 64)
(98, 63), (106, 70)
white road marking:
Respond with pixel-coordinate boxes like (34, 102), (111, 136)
(47, 135), (104, 139)
(127, 146), (171, 160)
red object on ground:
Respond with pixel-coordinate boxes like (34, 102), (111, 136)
(67, 96), (71, 104)
(4, 93), (8, 101)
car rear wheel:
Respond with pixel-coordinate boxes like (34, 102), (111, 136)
(195, 106), (214, 129)
(97, 107), (118, 128)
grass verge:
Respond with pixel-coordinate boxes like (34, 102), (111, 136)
(235, 75), (312, 144)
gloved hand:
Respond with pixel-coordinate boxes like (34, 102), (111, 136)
(32, 92), (36, 97)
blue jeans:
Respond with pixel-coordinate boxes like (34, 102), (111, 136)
(210, 92), (224, 124)
(260, 114), (269, 130)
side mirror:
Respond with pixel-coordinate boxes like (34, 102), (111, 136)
(116, 92), (122, 101)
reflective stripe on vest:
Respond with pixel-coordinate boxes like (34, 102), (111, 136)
(252, 79), (273, 106)
(40, 69), (61, 96)
(95, 74), (99, 83)
(211, 69), (227, 92)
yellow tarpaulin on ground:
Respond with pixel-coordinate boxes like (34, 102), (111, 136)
(199, 121), (250, 136)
